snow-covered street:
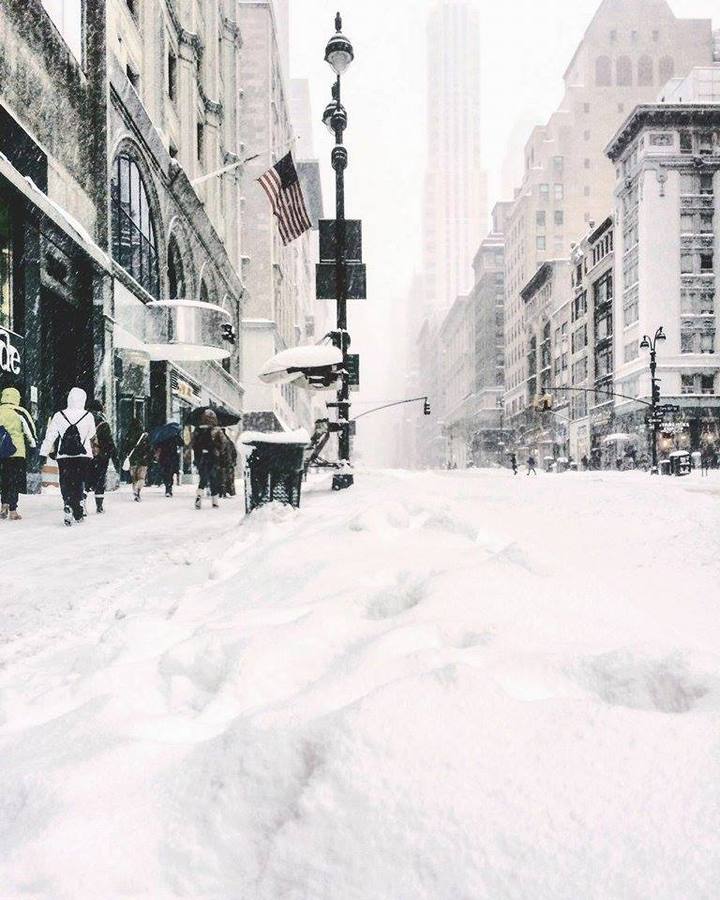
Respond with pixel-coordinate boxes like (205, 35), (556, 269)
(2, 470), (720, 899)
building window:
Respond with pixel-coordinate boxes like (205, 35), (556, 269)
(583, 130), (590, 141)
(536, 210), (546, 227)
(596, 56), (612, 86)
(702, 374), (715, 394)
(681, 253), (694, 274)
(536, 236), (546, 251)
(584, 103), (590, 114)
(553, 156), (564, 174)
(168, 50), (177, 101)
(652, 30), (659, 42)
(554, 184), (564, 201)
(681, 213), (695, 233)
(0, 201), (12, 331)
(617, 56), (632, 87)
(111, 153), (160, 298)
(167, 236), (185, 300)
(623, 292), (639, 326)
(539, 183), (549, 201)
(681, 374), (695, 394)
(700, 253), (714, 273)
(596, 347), (612, 379)
(41, 0), (85, 63)
(638, 56), (653, 86)
(594, 271), (613, 306)
(659, 56), (675, 84)
(197, 122), (205, 163)
(679, 132), (693, 154)
(583, 186), (590, 197)
(572, 324), (588, 352)
(700, 174), (714, 196)
(554, 210), (564, 226)
(624, 340), (639, 363)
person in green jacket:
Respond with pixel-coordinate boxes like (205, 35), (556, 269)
(0, 386), (37, 520)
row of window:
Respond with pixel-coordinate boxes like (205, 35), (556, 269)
(536, 210), (564, 228)
(595, 55), (673, 88)
(681, 374), (716, 394)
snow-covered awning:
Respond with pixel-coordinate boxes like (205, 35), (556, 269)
(240, 428), (310, 446)
(258, 344), (343, 390)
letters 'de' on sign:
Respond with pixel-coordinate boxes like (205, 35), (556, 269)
(0, 328), (22, 376)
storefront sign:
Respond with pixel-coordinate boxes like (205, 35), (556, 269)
(0, 327), (21, 375)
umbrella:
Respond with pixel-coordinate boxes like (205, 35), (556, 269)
(149, 422), (182, 446)
(186, 405), (241, 427)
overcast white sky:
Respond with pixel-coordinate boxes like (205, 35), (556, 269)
(289, 0), (717, 462)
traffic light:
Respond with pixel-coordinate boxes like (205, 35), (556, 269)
(423, 398), (431, 416)
(652, 380), (661, 405)
(221, 323), (236, 344)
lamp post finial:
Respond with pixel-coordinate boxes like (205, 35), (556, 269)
(335, 12), (342, 32)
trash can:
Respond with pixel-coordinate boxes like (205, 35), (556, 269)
(543, 456), (555, 473)
(241, 430), (310, 513)
(659, 459), (671, 476)
(556, 457), (568, 473)
(669, 450), (691, 477)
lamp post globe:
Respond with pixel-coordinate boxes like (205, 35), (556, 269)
(325, 13), (354, 75)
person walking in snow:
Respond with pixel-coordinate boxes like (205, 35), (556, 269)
(86, 398), (118, 514)
(0, 386), (37, 521)
(123, 418), (153, 502)
(218, 430), (238, 498)
(191, 409), (223, 509)
(156, 431), (184, 497)
(510, 452), (518, 476)
(526, 454), (537, 476)
(39, 387), (95, 525)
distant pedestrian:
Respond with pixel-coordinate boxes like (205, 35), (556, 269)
(39, 387), (95, 526)
(581, 454), (589, 471)
(156, 430), (184, 497)
(0, 386), (37, 521)
(526, 455), (537, 476)
(510, 452), (518, 476)
(191, 409), (224, 509)
(123, 418), (153, 502)
(701, 449), (712, 477)
(218, 430), (238, 498)
(87, 399), (118, 514)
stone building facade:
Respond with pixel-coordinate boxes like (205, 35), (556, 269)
(502, 0), (714, 434)
(606, 70), (720, 458)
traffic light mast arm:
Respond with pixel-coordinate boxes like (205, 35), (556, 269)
(352, 396), (430, 421)
(547, 385), (652, 408)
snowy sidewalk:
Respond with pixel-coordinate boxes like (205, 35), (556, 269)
(1, 470), (720, 898)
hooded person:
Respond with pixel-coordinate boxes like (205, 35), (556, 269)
(39, 387), (95, 525)
(191, 408), (224, 509)
(86, 398), (119, 513)
(0, 386), (37, 520)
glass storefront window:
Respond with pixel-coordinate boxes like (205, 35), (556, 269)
(0, 201), (12, 331)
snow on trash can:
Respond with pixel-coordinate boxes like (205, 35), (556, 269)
(241, 429), (310, 514)
(556, 457), (568, 473)
(669, 450), (691, 477)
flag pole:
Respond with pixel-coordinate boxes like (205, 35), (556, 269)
(190, 135), (299, 186)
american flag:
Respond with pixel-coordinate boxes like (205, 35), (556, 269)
(257, 152), (312, 245)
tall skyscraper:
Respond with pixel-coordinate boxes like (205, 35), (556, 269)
(423, 0), (488, 314)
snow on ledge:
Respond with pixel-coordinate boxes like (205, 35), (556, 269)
(240, 428), (310, 446)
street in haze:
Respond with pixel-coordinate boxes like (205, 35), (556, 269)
(2, 470), (720, 897)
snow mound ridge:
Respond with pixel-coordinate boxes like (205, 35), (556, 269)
(573, 651), (711, 714)
(366, 573), (428, 620)
(348, 501), (410, 532)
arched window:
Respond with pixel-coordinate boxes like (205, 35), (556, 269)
(111, 154), (159, 298)
(596, 56), (612, 87)
(638, 56), (653, 86)
(659, 56), (675, 84)
(616, 56), (632, 87)
(167, 236), (185, 300)
(199, 279), (210, 304)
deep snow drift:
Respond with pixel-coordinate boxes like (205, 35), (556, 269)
(1, 470), (720, 899)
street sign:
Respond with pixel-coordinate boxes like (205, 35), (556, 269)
(658, 403), (681, 414)
(346, 353), (360, 388)
(319, 219), (363, 263)
(316, 261), (367, 299)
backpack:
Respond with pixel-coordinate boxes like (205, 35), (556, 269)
(58, 411), (90, 457)
(0, 425), (17, 460)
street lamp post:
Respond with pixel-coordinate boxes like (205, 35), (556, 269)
(640, 326), (666, 475)
(324, 13), (354, 491)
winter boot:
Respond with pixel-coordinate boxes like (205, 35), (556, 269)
(9, 510), (21, 521)
(195, 490), (202, 510)
(212, 495), (220, 509)
(133, 487), (141, 502)
(0, 504), (8, 520)
(63, 505), (73, 527)
(165, 487), (173, 498)
(96, 498), (104, 514)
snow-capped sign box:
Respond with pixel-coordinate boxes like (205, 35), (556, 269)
(240, 428), (310, 446)
(259, 344), (343, 384)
